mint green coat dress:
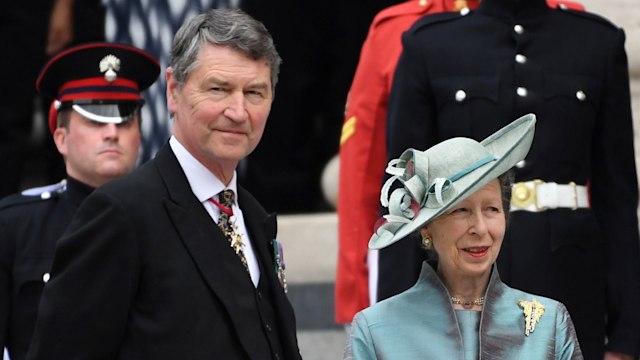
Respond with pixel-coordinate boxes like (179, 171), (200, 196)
(345, 263), (582, 359)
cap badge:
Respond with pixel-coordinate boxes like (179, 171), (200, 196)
(99, 54), (121, 82)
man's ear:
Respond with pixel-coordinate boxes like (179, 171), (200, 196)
(52, 127), (68, 157)
(166, 67), (179, 114)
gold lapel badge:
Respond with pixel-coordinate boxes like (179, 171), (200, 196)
(99, 54), (121, 82)
(518, 299), (545, 336)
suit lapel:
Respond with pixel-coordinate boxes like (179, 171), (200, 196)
(153, 145), (268, 357)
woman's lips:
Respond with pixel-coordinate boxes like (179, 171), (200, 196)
(463, 246), (489, 258)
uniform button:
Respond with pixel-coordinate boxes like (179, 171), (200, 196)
(516, 87), (528, 97)
(274, 354), (280, 360)
(558, 4), (568, 10)
(455, 90), (466, 102)
(515, 54), (527, 64)
(516, 160), (526, 169)
(576, 90), (586, 101)
(41, 192), (51, 200)
(257, 291), (263, 299)
(265, 324), (272, 332)
(42, 272), (50, 283)
(460, 7), (470, 16)
(514, 24), (524, 34)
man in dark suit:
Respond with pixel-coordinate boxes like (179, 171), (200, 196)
(0, 42), (159, 360)
(378, 0), (640, 359)
(27, 9), (301, 360)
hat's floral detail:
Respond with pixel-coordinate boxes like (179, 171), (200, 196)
(374, 151), (497, 243)
(99, 54), (121, 82)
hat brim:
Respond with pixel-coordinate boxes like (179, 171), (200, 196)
(369, 113), (536, 249)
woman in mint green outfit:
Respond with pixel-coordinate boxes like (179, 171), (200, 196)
(344, 114), (582, 360)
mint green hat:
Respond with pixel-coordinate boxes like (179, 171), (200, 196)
(369, 113), (536, 249)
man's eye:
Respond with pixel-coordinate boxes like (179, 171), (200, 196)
(246, 90), (264, 97)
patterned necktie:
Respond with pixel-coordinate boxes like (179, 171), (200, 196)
(215, 189), (249, 271)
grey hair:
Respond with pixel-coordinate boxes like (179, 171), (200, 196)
(169, 8), (282, 93)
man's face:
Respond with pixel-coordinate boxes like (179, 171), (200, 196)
(166, 43), (273, 180)
(54, 111), (141, 187)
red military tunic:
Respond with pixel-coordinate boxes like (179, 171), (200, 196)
(335, 0), (585, 324)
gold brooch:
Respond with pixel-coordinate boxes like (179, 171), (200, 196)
(518, 299), (545, 336)
(99, 54), (121, 82)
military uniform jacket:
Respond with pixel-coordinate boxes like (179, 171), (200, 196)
(26, 144), (302, 360)
(0, 178), (92, 360)
(382, 0), (640, 357)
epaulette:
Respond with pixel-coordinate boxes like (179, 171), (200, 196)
(409, 10), (468, 35)
(0, 181), (66, 210)
(371, 0), (433, 29)
(20, 180), (67, 199)
(558, 8), (619, 30)
(547, 0), (585, 11)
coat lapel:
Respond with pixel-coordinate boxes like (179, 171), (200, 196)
(153, 145), (268, 357)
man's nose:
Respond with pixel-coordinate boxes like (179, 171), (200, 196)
(223, 93), (249, 121)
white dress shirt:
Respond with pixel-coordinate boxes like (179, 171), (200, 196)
(169, 136), (260, 287)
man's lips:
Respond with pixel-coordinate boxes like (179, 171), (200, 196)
(99, 148), (122, 155)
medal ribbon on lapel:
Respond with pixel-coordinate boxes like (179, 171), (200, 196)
(273, 239), (288, 293)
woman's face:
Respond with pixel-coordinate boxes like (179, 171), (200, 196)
(422, 179), (506, 280)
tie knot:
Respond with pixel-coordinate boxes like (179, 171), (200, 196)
(218, 189), (235, 207)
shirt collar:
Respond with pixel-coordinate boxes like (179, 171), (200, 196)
(169, 136), (238, 203)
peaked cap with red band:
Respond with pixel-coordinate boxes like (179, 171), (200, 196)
(37, 42), (160, 133)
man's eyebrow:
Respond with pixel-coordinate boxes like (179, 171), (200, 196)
(247, 82), (270, 90)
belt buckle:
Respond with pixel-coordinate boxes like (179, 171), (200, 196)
(512, 179), (543, 210)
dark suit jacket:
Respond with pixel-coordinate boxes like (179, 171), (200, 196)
(379, 0), (640, 358)
(27, 144), (302, 360)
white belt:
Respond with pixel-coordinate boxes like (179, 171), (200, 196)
(510, 180), (589, 212)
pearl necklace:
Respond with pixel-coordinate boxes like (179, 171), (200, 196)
(451, 296), (484, 309)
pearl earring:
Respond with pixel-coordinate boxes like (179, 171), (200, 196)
(421, 234), (432, 250)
